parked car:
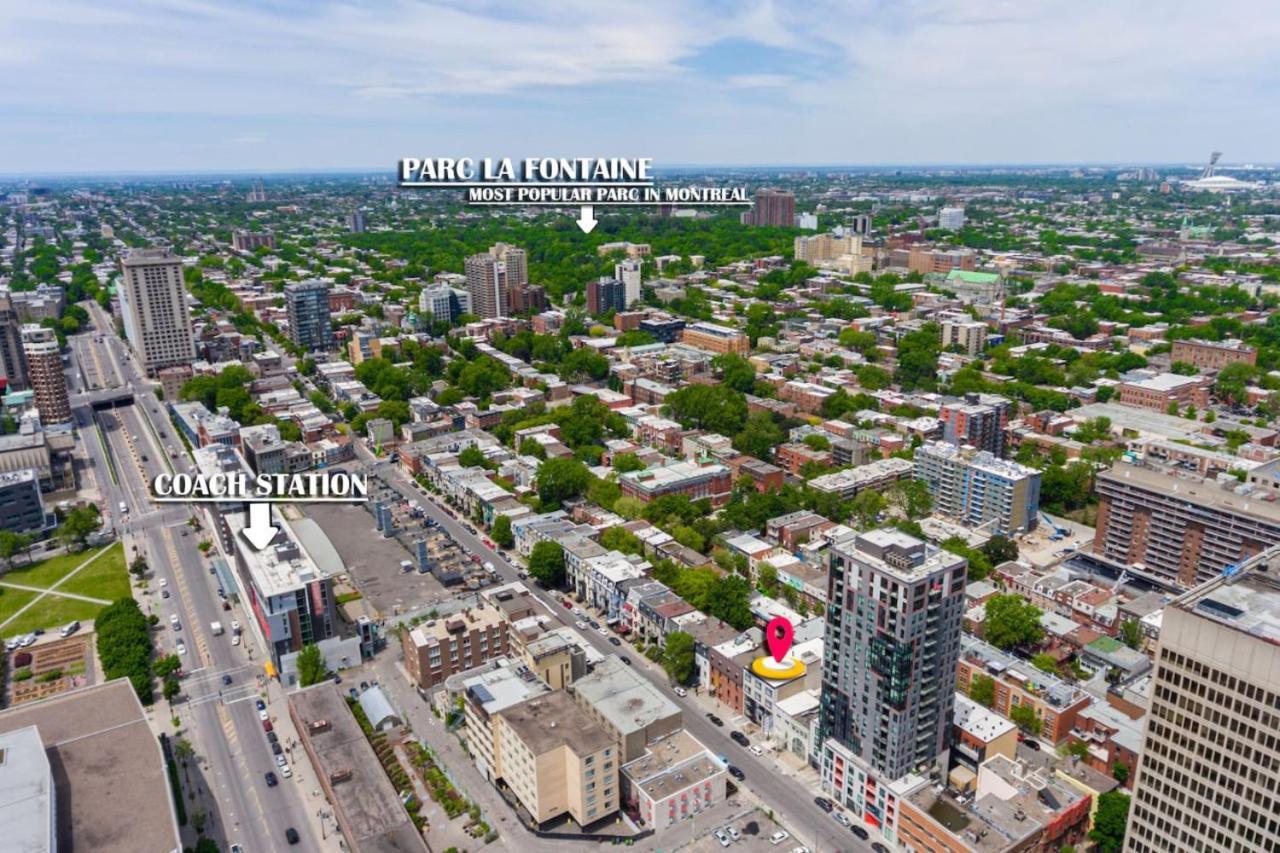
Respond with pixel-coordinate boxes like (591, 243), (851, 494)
(256, 699), (266, 710)
(175, 641), (187, 656)
(713, 829), (731, 848)
(271, 742), (283, 756)
(814, 797), (834, 813)
(851, 825), (869, 840)
(608, 636), (621, 646)
(727, 765), (745, 781)
(618, 656), (632, 666)
(833, 812), (850, 827)
(259, 708), (270, 722)
(221, 674), (232, 686)
(280, 764), (292, 778)
(769, 830), (790, 845)
(730, 731), (749, 747)
(749, 744), (764, 757)
(275, 754), (287, 767)
(707, 714), (724, 727)
(262, 720), (273, 733)
(169, 614), (180, 629)
(674, 686), (687, 697)
(284, 827), (300, 845)
(267, 731), (279, 744)
(726, 826), (741, 841)
(264, 771), (278, 787)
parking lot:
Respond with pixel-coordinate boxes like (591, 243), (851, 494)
(301, 500), (457, 617)
(675, 806), (811, 853)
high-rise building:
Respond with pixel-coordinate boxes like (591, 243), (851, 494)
(740, 189), (796, 227)
(509, 283), (547, 316)
(913, 441), (1041, 536)
(418, 284), (470, 324)
(1125, 556), (1280, 852)
(820, 529), (967, 790)
(586, 277), (627, 316)
(284, 280), (333, 352)
(465, 242), (528, 319)
(938, 393), (1012, 457)
(939, 314), (987, 356)
(1095, 462), (1280, 589)
(118, 249), (197, 377)
(346, 210), (367, 233)
(20, 325), (70, 424)
(615, 259), (642, 307)
(793, 233), (862, 263)
(848, 214), (872, 235)
(0, 292), (29, 391)
(938, 206), (966, 231)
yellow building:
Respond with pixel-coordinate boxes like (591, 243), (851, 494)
(494, 691), (619, 828)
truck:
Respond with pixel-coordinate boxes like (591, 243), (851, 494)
(210, 621), (224, 636)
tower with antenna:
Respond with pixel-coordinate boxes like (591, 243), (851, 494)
(1200, 151), (1222, 180)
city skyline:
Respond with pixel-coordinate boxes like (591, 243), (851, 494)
(4, 0), (1280, 173)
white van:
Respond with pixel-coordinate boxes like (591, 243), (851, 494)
(59, 621), (80, 638)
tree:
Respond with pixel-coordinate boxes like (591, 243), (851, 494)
(0, 531), (31, 569)
(1031, 652), (1059, 674)
(458, 446), (487, 468)
(297, 643), (329, 687)
(57, 505), (101, 551)
(888, 480), (933, 519)
(528, 541), (566, 589)
(614, 496), (646, 520)
(706, 576), (754, 630)
(1118, 619), (1143, 650)
(983, 594), (1044, 650)
(981, 535), (1019, 566)
(129, 555), (148, 578)
(491, 515), (514, 549)
(1009, 703), (1043, 736)
(612, 452), (645, 473)
(733, 411), (785, 461)
(193, 837), (221, 853)
(600, 526), (643, 556)
(968, 673), (996, 707)
(662, 631), (696, 685)
(536, 457), (592, 505)
(894, 323), (942, 390)
(851, 490), (886, 529)
(558, 347), (609, 382)
(712, 353), (757, 393)
(1112, 762), (1129, 785)
(1088, 791), (1130, 853)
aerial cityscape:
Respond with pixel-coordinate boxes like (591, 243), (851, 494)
(3, 5), (1280, 853)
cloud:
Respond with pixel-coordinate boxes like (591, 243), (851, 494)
(0, 0), (1277, 170)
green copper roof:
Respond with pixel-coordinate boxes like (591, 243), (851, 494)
(945, 270), (1000, 284)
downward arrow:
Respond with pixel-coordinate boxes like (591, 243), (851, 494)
(576, 205), (598, 234)
(243, 502), (279, 551)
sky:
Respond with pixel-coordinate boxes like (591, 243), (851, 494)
(2, 0), (1279, 174)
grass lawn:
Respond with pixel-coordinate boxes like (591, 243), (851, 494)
(2, 597), (102, 637)
(0, 543), (130, 636)
(0, 586), (39, 628)
(0, 545), (116, 589)
(58, 546), (130, 601)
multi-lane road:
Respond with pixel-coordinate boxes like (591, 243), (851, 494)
(69, 306), (324, 853)
(350, 443), (874, 853)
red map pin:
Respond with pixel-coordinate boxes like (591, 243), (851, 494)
(765, 616), (794, 663)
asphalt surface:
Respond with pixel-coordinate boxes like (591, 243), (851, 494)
(71, 305), (325, 853)
(350, 444), (874, 853)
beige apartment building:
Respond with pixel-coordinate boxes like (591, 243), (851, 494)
(1169, 337), (1256, 370)
(119, 248), (197, 376)
(402, 602), (509, 688)
(494, 691), (619, 828)
(679, 321), (750, 355)
(939, 315), (987, 356)
(1125, 560), (1280, 853)
(21, 325), (70, 424)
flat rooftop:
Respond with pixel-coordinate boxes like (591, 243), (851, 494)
(498, 691), (614, 757)
(0, 726), (52, 853)
(834, 527), (967, 583)
(953, 693), (1016, 743)
(570, 655), (681, 737)
(227, 509), (335, 598)
(289, 683), (429, 853)
(464, 659), (551, 716)
(621, 729), (724, 802)
(1176, 561), (1280, 645)
(1099, 463), (1280, 523)
(0, 678), (180, 853)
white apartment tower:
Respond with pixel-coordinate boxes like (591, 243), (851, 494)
(938, 206), (966, 231)
(119, 249), (196, 376)
(615, 259), (642, 308)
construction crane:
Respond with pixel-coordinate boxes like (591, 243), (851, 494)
(1200, 151), (1222, 180)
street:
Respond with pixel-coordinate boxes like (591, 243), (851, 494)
(69, 305), (331, 853)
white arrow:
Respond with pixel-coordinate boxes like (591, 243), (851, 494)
(243, 502), (278, 551)
(575, 204), (598, 234)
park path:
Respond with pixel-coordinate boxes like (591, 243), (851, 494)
(0, 546), (116, 632)
(0, 581), (110, 604)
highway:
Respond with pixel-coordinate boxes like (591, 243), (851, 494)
(350, 443), (874, 853)
(69, 307), (325, 853)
